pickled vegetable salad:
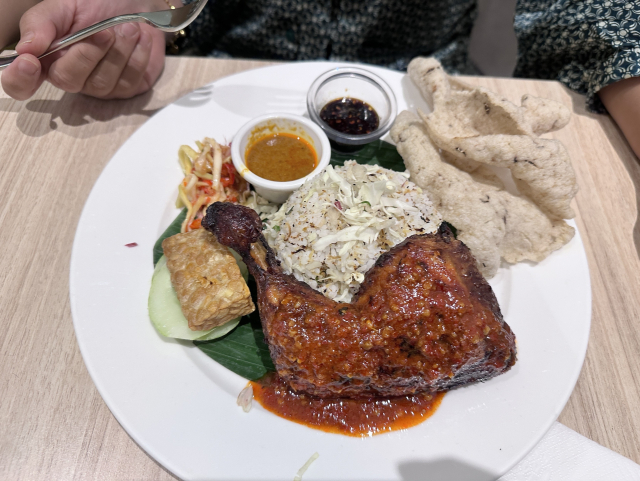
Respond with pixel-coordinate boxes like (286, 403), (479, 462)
(176, 138), (249, 233)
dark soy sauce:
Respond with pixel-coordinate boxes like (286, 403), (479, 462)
(319, 97), (380, 135)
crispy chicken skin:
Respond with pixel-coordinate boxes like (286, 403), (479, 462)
(203, 202), (516, 398)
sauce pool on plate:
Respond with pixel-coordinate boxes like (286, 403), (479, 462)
(251, 373), (445, 436)
(319, 97), (380, 135)
(245, 132), (317, 182)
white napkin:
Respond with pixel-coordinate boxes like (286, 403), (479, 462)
(499, 422), (640, 481)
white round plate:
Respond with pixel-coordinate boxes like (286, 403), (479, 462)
(70, 62), (591, 481)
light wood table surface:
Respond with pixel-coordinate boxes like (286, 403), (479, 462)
(1, 57), (639, 480)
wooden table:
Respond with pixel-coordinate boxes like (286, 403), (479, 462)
(1, 57), (639, 480)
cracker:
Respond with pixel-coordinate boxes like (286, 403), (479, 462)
(391, 111), (575, 278)
(391, 111), (504, 276)
(408, 56), (578, 220)
(521, 94), (571, 136)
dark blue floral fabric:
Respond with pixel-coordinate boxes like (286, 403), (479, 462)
(187, 0), (479, 74)
(515, 0), (640, 112)
(183, 0), (640, 111)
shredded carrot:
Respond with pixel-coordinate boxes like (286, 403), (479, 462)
(175, 138), (249, 233)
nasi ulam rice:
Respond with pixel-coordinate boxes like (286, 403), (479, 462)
(260, 161), (442, 302)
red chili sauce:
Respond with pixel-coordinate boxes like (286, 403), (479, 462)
(251, 373), (445, 436)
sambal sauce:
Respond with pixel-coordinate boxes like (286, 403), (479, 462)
(245, 132), (317, 182)
(251, 373), (445, 436)
(319, 97), (380, 135)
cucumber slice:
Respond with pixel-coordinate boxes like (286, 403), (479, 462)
(229, 248), (248, 279)
(148, 255), (240, 341)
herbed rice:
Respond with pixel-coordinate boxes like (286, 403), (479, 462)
(246, 161), (442, 302)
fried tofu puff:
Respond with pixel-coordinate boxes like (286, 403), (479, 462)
(162, 228), (254, 331)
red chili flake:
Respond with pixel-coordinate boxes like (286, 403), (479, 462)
(125, 243), (138, 248)
(334, 200), (342, 210)
(221, 163), (236, 188)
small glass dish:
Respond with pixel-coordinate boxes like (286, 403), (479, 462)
(307, 67), (397, 149)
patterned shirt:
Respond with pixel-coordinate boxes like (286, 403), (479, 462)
(185, 0), (640, 112)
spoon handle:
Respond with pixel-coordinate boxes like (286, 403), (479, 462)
(0, 14), (144, 70)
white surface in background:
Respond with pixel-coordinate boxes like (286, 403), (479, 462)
(501, 422), (640, 481)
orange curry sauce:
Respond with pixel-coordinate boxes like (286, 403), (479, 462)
(251, 373), (445, 436)
(245, 132), (317, 182)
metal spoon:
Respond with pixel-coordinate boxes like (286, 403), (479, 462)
(0, 0), (208, 70)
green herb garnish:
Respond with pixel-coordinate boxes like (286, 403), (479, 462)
(330, 140), (405, 172)
(194, 308), (275, 380)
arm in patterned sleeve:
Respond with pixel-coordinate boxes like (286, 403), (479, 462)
(513, 0), (640, 113)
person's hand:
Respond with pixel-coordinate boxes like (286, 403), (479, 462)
(599, 77), (640, 159)
(1, 0), (167, 101)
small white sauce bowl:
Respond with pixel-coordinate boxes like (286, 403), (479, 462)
(231, 113), (331, 204)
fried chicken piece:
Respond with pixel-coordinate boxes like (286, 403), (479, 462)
(203, 202), (516, 398)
